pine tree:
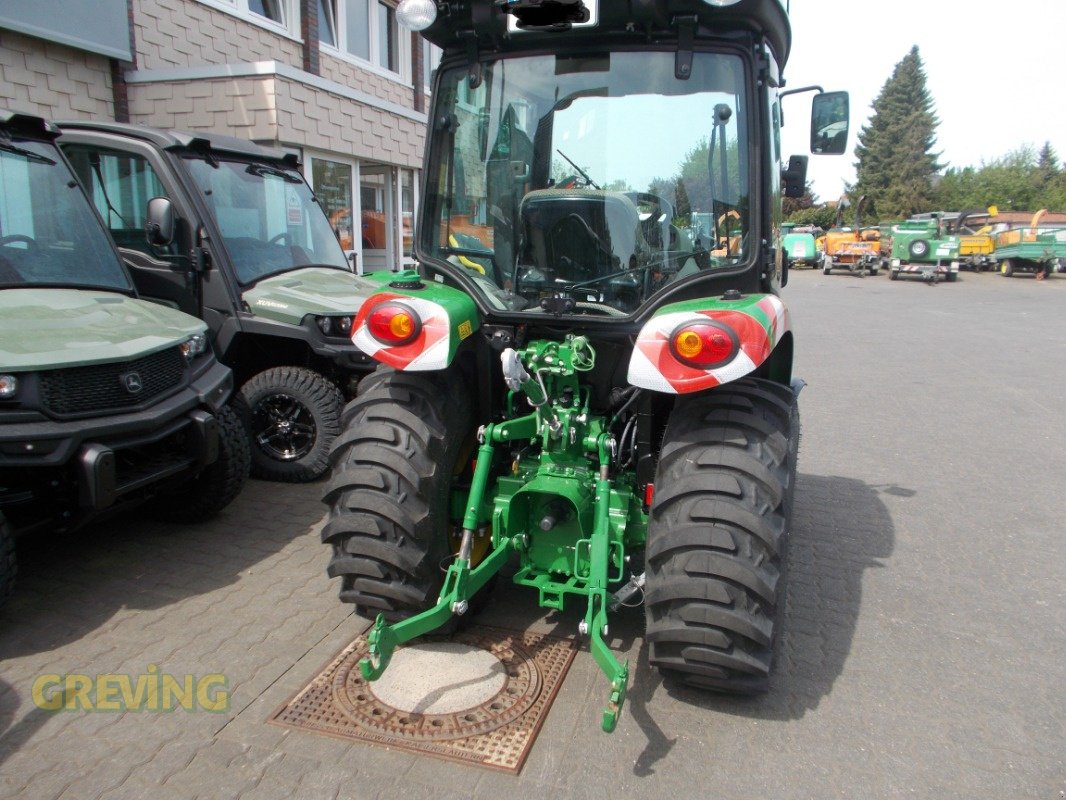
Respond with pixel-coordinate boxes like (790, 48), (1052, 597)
(854, 46), (941, 218)
(1036, 141), (1060, 188)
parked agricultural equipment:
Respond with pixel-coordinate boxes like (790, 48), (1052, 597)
(321, 0), (848, 732)
(782, 223), (819, 268)
(822, 195), (880, 276)
(954, 209), (997, 271)
(889, 213), (959, 283)
(994, 210), (1066, 279)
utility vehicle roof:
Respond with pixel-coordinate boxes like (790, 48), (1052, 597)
(423, 0), (791, 70)
(0, 109), (60, 139)
(56, 120), (298, 165)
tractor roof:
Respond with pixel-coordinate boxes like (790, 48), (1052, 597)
(423, 0), (791, 70)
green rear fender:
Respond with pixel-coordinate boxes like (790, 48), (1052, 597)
(627, 293), (791, 394)
(351, 271), (479, 371)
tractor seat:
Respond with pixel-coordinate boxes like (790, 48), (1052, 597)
(518, 189), (649, 282)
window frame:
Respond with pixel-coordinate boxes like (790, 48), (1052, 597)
(318, 0), (412, 85)
(193, 0), (301, 40)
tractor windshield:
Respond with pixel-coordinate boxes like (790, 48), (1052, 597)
(421, 50), (749, 316)
(184, 156), (350, 286)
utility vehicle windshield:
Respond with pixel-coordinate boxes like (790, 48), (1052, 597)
(184, 157), (349, 285)
(422, 50), (749, 315)
(0, 137), (131, 292)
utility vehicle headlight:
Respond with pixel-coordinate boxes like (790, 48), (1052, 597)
(180, 334), (207, 361)
(316, 316), (355, 337)
(366, 302), (421, 347)
(396, 0), (437, 31)
(703, 0), (742, 6)
(0, 374), (18, 398)
(668, 319), (738, 369)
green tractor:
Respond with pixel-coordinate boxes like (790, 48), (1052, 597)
(322, 0), (848, 732)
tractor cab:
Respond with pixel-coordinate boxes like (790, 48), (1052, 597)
(410, 0), (846, 323)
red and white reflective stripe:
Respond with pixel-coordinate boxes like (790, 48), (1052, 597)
(626, 298), (788, 394)
(353, 294), (452, 371)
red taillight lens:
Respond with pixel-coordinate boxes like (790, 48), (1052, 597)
(668, 320), (738, 368)
(366, 302), (421, 346)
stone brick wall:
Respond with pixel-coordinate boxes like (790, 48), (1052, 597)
(128, 76), (278, 140)
(319, 52), (412, 109)
(127, 74), (424, 167)
(275, 76), (424, 166)
(0, 30), (113, 120)
(133, 0), (302, 71)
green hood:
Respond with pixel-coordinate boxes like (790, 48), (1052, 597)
(242, 267), (379, 325)
(0, 288), (206, 371)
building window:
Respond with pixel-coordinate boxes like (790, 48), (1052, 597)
(195, 0), (297, 36)
(318, 0), (336, 46)
(321, 0), (408, 80)
(310, 158), (354, 251)
(249, 0), (285, 25)
(423, 40), (441, 90)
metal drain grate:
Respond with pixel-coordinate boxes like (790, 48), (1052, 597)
(269, 624), (577, 773)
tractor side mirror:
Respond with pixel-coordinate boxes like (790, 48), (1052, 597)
(782, 156), (808, 198)
(146, 196), (175, 246)
(810, 91), (849, 154)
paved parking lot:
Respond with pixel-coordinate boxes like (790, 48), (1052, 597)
(1, 269), (1063, 799)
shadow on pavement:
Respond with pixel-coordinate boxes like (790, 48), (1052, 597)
(644, 472), (897, 727)
(0, 479), (323, 660)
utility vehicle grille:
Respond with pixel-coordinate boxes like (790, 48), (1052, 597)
(39, 347), (186, 417)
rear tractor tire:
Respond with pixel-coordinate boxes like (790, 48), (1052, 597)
(645, 378), (799, 693)
(321, 369), (475, 621)
(241, 367), (343, 482)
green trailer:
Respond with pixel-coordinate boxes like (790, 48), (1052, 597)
(993, 224), (1066, 279)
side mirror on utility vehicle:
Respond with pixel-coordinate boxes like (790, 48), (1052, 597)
(146, 196), (175, 246)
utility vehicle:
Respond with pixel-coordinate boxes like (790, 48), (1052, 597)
(0, 111), (249, 604)
(57, 123), (380, 482)
(322, 0), (848, 732)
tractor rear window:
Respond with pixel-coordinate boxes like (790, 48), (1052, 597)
(422, 50), (749, 316)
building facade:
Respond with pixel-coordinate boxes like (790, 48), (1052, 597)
(0, 0), (437, 270)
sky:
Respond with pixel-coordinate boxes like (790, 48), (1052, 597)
(778, 0), (1066, 203)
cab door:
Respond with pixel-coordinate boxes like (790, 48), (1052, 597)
(61, 137), (199, 316)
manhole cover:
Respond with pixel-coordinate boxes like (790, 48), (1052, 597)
(270, 624), (577, 773)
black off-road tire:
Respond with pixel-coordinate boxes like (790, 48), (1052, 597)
(148, 404), (251, 523)
(1001, 259), (1014, 277)
(0, 511), (16, 606)
(241, 367), (343, 482)
(890, 269), (900, 281)
(645, 377), (799, 693)
(321, 368), (473, 620)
